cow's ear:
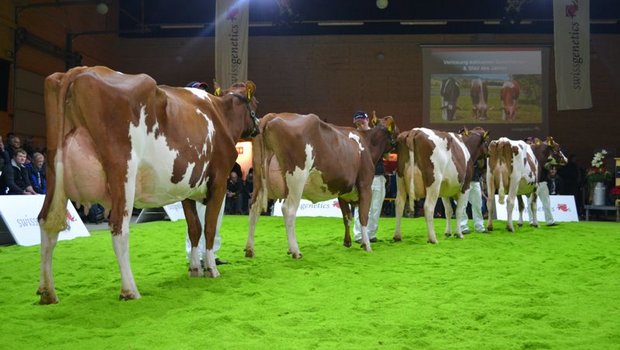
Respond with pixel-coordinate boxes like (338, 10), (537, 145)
(385, 116), (395, 133)
(371, 111), (378, 127)
(213, 79), (222, 96)
(245, 80), (256, 100)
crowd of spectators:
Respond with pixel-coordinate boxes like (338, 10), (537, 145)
(0, 133), (46, 196)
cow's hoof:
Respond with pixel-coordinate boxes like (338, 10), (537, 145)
(119, 290), (140, 301)
(289, 252), (303, 259)
(393, 235), (402, 242)
(530, 224), (539, 228)
(487, 226), (493, 232)
(244, 248), (255, 258)
(427, 239), (438, 244)
(188, 267), (204, 277)
(206, 268), (221, 278)
(37, 288), (59, 305)
(343, 240), (352, 248)
(517, 223), (523, 227)
(506, 226), (515, 232)
(456, 234), (464, 239)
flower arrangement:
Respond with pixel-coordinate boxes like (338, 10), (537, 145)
(611, 186), (620, 201)
(586, 149), (612, 186)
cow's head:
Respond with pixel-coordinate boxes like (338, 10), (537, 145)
(225, 81), (260, 138)
(374, 115), (399, 153)
(544, 137), (568, 166)
(459, 126), (490, 163)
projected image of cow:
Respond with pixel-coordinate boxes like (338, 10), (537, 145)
(423, 46), (549, 140)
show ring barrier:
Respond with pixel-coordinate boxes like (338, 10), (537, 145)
(0, 195), (89, 246)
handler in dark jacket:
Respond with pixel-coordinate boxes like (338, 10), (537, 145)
(1, 148), (37, 195)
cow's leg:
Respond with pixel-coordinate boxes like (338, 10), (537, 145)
(529, 192), (539, 228)
(357, 185), (373, 252)
(339, 199), (353, 248)
(423, 187), (440, 244)
(517, 195), (525, 227)
(245, 195), (263, 258)
(182, 199), (204, 277)
(37, 229), (60, 304)
(442, 197), (454, 237)
(505, 193), (516, 232)
(281, 196), (302, 258)
(111, 212), (141, 300)
(393, 175), (407, 242)
(202, 190), (227, 278)
(486, 173), (495, 232)
(453, 192), (469, 239)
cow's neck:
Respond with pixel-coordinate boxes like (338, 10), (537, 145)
(461, 133), (483, 163)
(219, 95), (250, 141)
(362, 127), (389, 163)
(530, 143), (550, 165)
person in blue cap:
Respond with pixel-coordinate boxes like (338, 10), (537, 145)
(352, 110), (386, 243)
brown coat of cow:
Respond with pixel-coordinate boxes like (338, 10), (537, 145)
(37, 66), (259, 304)
(245, 113), (398, 257)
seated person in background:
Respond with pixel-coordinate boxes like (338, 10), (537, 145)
(0, 135), (10, 170)
(225, 171), (243, 214)
(6, 134), (22, 160)
(26, 152), (47, 194)
(546, 165), (564, 195)
(1, 148), (37, 195)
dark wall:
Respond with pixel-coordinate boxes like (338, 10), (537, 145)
(116, 32), (620, 169)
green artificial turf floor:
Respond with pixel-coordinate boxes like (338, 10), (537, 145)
(0, 216), (618, 349)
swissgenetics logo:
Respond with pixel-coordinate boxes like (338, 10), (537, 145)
(226, 7), (239, 21)
(565, 1), (578, 18)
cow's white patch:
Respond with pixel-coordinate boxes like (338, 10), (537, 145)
(419, 128), (466, 196)
(128, 105), (211, 206)
(185, 88), (213, 101)
(348, 132), (364, 152)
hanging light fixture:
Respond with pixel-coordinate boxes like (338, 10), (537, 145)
(376, 0), (388, 10)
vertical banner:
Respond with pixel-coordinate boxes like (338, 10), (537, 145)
(553, 0), (592, 110)
(215, 0), (249, 89)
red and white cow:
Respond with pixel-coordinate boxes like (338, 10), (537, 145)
(244, 113), (398, 258)
(500, 80), (520, 121)
(486, 138), (537, 232)
(393, 127), (489, 243)
(486, 137), (567, 232)
(470, 78), (489, 120)
(37, 66), (259, 304)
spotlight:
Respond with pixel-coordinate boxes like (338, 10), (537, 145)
(376, 0), (388, 10)
(96, 2), (109, 15)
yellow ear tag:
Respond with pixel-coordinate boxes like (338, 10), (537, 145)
(246, 81), (256, 100)
(214, 87), (221, 96)
(371, 111), (378, 126)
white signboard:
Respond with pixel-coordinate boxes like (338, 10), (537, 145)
(273, 198), (342, 217)
(494, 195), (579, 222)
(0, 195), (90, 246)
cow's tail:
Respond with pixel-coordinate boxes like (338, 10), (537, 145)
(405, 131), (416, 211)
(497, 141), (509, 205)
(250, 116), (271, 214)
(40, 67), (87, 233)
